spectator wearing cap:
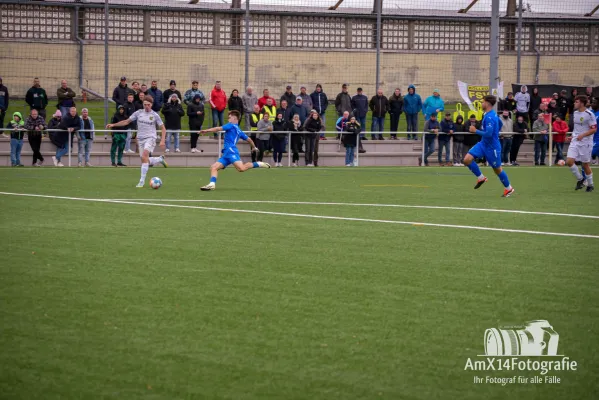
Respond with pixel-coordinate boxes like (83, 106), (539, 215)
(0, 77), (8, 130)
(403, 84), (423, 140)
(289, 96), (308, 125)
(184, 80), (205, 106)
(210, 81), (227, 137)
(502, 92), (516, 113)
(514, 85), (530, 123)
(369, 88), (389, 140)
(112, 76), (134, 110)
(78, 107), (95, 167)
(499, 110), (514, 165)
(389, 88), (404, 139)
(335, 84), (352, 117)
(423, 88), (444, 121)
(163, 80), (182, 105)
(149, 80), (163, 112)
(162, 93), (184, 152)
(258, 88), (277, 109)
(25, 77), (48, 119)
(552, 114), (568, 164)
(310, 84), (328, 138)
(57, 79), (77, 118)
(298, 86), (312, 112)
(188, 93), (205, 153)
(351, 87), (369, 139)
(242, 86), (258, 130)
(557, 89), (569, 119)
(110, 105), (128, 166)
(438, 112), (454, 166)
(280, 85), (296, 107)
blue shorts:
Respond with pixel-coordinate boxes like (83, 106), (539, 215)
(217, 151), (241, 168)
(468, 142), (502, 168)
(593, 144), (599, 158)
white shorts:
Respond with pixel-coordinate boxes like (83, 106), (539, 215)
(138, 137), (156, 156)
(566, 140), (592, 163)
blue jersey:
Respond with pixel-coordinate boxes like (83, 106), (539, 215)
(476, 109), (502, 150)
(594, 110), (599, 146)
(221, 122), (248, 155)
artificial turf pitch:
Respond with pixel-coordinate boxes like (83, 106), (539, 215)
(1, 166), (598, 400)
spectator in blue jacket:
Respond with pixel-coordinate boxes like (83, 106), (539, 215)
(289, 96), (308, 125)
(403, 84), (422, 140)
(336, 111), (350, 140)
(310, 84), (328, 138)
(439, 112), (454, 166)
(423, 89), (445, 121)
(351, 87), (369, 139)
(148, 80), (163, 112)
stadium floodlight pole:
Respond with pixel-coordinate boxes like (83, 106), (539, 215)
(489, 0), (500, 109)
(244, 0), (250, 89)
(375, 0), (382, 94)
(104, 0), (109, 128)
(516, 0), (523, 83)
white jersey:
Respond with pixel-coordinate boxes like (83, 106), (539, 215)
(572, 109), (597, 144)
(128, 109), (163, 140)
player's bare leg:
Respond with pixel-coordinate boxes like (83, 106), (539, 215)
(201, 162), (224, 191)
(233, 161), (271, 172)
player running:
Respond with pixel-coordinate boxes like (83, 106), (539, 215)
(464, 95), (515, 197)
(566, 95), (597, 193)
(199, 110), (270, 191)
(591, 98), (599, 166)
(106, 95), (168, 188)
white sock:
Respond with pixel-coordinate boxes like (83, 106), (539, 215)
(478, 174), (485, 180)
(140, 163), (149, 182)
(149, 156), (161, 166)
(587, 173), (594, 187)
(570, 165), (582, 180)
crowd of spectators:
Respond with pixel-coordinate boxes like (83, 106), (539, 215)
(2, 76), (596, 167)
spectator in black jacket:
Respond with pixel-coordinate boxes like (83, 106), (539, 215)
(228, 89), (244, 120)
(510, 114), (528, 166)
(342, 116), (361, 166)
(369, 88), (389, 140)
(529, 87), (542, 128)
(25, 109), (47, 166)
(0, 77), (8, 130)
(272, 113), (287, 167)
(162, 93), (184, 153)
(389, 88), (404, 139)
(280, 85), (296, 107)
(557, 89), (569, 119)
(304, 110), (322, 167)
(55, 106), (80, 166)
(162, 80), (182, 106)
(452, 115), (466, 166)
(124, 93), (137, 154)
(25, 78), (48, 119)
(287, 114), (303, 167)
(188, 94), (205, 153)
(310, 84), (328, 138)
(276, 100), (291, 122)
(112, 76), (134, 110)
(48, 110), (68, 167)
(502, 92), (517, 113)
(289, 97), (308, 125)
(351, 87), (369, 139)
(110, 106), (128, 166)
(335, 83), (352, 117)
(463, 115), (481, 151)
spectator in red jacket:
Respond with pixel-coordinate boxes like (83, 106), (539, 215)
(552, 114), (568, 164)
(210, 81), (227, 138)
(258, 88), (277, 109)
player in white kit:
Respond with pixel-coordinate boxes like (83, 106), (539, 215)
(106, 95), (168, 187)
(566, 95), (597, 193)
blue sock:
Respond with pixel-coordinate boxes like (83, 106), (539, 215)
(252, 162), (259, 168)
(581, 168), (587, 180)
(498, 170), (511, 188)
(210, 176), (217, 184)
(467, 161), (483, 178)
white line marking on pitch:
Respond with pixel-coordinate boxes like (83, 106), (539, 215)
(1, 191), (598, 239)
(107, 199), (599, 220)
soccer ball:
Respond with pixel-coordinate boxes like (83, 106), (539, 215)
(150, 177), (162, 189)
(557, 160), (566, 166)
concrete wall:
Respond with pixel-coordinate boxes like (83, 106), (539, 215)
(1, 41), (598, 100)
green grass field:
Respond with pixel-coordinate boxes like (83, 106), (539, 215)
(1, 166), (598, 400)
(4, 100), (457, 135)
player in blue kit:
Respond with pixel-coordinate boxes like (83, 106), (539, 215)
(592, 98), (599, 165)
(198, 110), (270, 191)
(463, 95), (515, 197)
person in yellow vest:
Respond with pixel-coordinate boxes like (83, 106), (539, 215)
(249, 104), (261, 162)
(260, 98), (277, 122)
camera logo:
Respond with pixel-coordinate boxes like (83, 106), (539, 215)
(484, 320), (559, 356)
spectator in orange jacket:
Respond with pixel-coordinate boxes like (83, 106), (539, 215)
(258, 88), (277, 109)
(209, 80), (227, 138)
(552, 114), (568, 164)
